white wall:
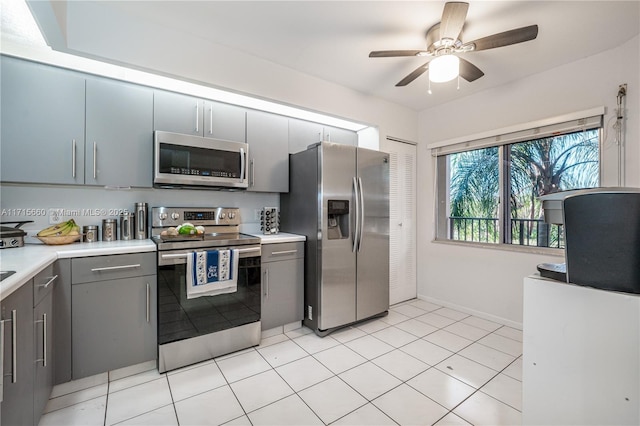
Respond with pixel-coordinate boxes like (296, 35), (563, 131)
(417, 35), (640, 327)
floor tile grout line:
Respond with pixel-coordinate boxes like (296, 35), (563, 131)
(103, 380), (110, 426)
(214, 349), (254, 425)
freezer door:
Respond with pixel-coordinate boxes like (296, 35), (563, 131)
(356, 148), (390, 320)
(318, 144), (357, 331)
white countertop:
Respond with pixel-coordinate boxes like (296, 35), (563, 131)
(0, 240), (156, 301)
(247, 232), (306, 244)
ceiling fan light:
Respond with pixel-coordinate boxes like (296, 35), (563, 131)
(429, 55), (459, 83)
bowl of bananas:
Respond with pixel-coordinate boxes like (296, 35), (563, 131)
(36, 219), (82, 245)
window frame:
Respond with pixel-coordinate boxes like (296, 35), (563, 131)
(433, 109), (604, 250)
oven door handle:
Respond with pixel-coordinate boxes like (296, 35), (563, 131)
(159, 246), (261, 265)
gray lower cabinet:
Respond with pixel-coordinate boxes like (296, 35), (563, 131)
(85, 77), (154, 187)
(0, 265), (57, 426)
(0, 55), (85, 185)
(247, 110), (289, 192)
(0, 281), (35, 426)
(53, 259), (72, 385)
(261, 242), (304, 330)
(71, 253), (157, 379)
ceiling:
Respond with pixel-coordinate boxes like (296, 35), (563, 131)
(4, 1), (640, 112)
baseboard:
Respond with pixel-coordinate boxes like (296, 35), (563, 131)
(417, 294), (523, 330)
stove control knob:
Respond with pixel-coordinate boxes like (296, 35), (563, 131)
(228, 212), (235, 219)
(9, 239), (19, 247)
(159, 212), (168, 220)
(219, 212), (226, 220)
(171, 212), (180, 220)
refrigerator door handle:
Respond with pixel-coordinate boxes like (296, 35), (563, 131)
(357, 177), (365, 252)
(353, 176), (360, 253)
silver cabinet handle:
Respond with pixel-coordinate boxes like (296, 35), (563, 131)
(250, 159), (255, 187)
(38, 275), (58, 289)
(72, 139), (76, 178)
(270, 250), (298, 256)
(195, 103), (199, 133)
(352, 177), (360, 253)
(90, 263), (141, 272)
(93, 141), (97, 179)
(35, 313), (47, 367)
(146, 283), (150, 323)
(0, 309), (17, 401)
(264, 268), (269, 299)
(240, 148), (246, 182)
(209, 105), (213, 135)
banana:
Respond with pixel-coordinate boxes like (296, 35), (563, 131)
(38, 219), (78, 237)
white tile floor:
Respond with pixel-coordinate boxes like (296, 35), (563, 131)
(38, 299), (523, 426)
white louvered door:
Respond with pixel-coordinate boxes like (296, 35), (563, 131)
(386, 138), (417, 305)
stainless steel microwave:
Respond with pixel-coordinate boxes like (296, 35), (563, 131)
(153, 131), (248, 189)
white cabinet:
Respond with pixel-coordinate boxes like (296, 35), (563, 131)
(246, 110), (289, 192)
(523, 275), (640, 425)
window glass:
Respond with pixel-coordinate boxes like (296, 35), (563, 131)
(438, 127), (600, 248)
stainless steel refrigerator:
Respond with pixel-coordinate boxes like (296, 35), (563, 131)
(281, 142), (390, 336)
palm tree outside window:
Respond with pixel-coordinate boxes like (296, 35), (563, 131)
(436, 124), (601, 248)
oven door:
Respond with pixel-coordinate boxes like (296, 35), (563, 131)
(154, 131), (248, 189)
(157, 245), (261, 346)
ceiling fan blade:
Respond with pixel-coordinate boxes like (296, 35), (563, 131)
(396, 63), (429, 86)
(440, 2), (469, 41)
(464, 24), (539, 52)
(459, 58), (484, 82)
(369, 50), (428, 58)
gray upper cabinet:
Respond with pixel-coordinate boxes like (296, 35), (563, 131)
(86, 77), (154, 187)
(323, 125), (358, 146)
(205, 101), (246, 142)
(288, 118), (323, 154)
(153, 90), (203, 136)
(154, 91), (246, 142)
(247, 110), (289, 192)
(0, 56), (85, 185)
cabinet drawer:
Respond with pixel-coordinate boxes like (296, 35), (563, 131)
(72, 252), (156, 284)
(33, 263), (57, 306)
(262, 242), (304, 262)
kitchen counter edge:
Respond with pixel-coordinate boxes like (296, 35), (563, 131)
(0, 240), (157, 301)
(248, 233), (306, 244)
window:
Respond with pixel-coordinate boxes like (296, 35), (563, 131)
(435, 113), (602, 248)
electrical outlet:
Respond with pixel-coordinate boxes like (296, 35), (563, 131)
(48, 208), (64, 224)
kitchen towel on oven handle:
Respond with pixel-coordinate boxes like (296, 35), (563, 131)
(186, 249), (239, 299)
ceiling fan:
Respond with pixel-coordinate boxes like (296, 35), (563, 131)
(369, 2), (539, 87)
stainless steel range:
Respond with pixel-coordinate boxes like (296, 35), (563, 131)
(152, 207), (261, 373)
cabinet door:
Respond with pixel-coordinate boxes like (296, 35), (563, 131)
(53, 259), (72, 385)
(154, 90), (203, 136)
(261, 258), (304, 330)
(0, 282), (35, 426)
(204, 101), (246, 142)
(323, 125), (358, 146)
(247, 110), (289, 192)
(86, 77), (154, 187)
(33, 291), (53, 422)
(288, 118), (323, 154)
(72, 275), (157, 379)
(0, 56), (85, 185)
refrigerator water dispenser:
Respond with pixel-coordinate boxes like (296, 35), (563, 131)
(327, 200), (349, 240)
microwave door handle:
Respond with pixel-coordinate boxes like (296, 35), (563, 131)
(240, 148), (246, 182)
